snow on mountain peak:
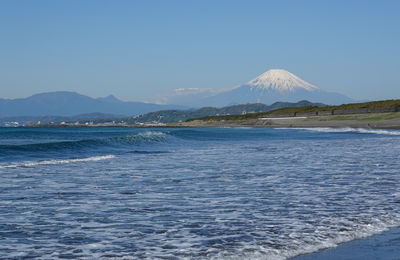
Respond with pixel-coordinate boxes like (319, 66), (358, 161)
(247, 69), (319, 92)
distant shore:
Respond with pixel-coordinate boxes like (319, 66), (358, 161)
(21, 112), (400, 130)
(179, 112), (400, 129)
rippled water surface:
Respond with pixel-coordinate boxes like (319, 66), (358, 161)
(0, 127), (399, 259)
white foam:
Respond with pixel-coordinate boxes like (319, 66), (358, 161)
(136, 131), (167, 137)
(0, 155), (115, 169)
(291, 127), (400, 136)
(209, 222), (396, 260)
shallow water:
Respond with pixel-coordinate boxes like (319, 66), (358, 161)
(292, 226), (400, 260)
(0, 127), (399, 259)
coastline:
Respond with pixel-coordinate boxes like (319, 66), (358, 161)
(183, 114), (400, 258)
(3, 122), (399, 258)
(291, 226), (400, 260)
(180, 112), (400, 130)
(20, 112), (400, 129)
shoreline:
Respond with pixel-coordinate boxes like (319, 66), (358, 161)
(18, 112), (400, 130)
(180, 112), (400, 130)
(291, 226), (400, 260)
(3, 122), (399, 258)
(17, 124), (400, 130)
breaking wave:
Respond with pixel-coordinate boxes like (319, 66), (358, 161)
(0, 155), (115, 169)
(1, 127), (400, 259)
(0, 131), (169, 153)
(294, 127), (400, 136)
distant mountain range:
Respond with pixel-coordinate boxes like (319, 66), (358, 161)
(0, 69), (354, 119)
(159, 69), (354, 107)
(0, 91), (186, 117)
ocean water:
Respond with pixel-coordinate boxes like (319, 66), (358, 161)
(0, 127), (399, 259)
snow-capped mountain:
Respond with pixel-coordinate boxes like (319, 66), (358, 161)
(159, 69), (354, 107)
(247, 69), (319, 92)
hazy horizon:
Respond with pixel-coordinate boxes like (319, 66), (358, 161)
(1, 0), (399, 102)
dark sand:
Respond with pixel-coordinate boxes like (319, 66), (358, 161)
(180, 112), (400, 129)
(291, 227), (400, 260)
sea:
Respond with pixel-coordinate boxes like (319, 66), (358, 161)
(0, 126), (399, 259)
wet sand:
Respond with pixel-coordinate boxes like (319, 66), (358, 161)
(291, 227), (400, 260)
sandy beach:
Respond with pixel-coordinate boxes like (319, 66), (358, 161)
(179, 112), (400, 129)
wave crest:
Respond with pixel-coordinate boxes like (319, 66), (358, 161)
(0, 155), (115, 169)
(295, 127), (400, 136)
(0, 131), (169, 152)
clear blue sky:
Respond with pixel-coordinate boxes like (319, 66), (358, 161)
(1, 0), (399, 102)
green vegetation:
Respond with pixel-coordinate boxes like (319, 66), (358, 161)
(126, 104), (271, 124)
(265, 99), (400, 116)
(190, 99), (400, 122)
(313, 112), (400, 122)
(360, 112), (400, 121)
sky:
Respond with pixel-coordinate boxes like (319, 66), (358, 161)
(1, 0), (399, 102)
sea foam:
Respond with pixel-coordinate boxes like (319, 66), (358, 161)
(293, 127), (400, 136)
(0, 155), (115, 169)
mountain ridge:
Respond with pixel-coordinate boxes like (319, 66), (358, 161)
(0, 91), (186, 117)
(126, 100), (326, 124)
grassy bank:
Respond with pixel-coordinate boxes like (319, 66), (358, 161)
(189, 99), (400, 122)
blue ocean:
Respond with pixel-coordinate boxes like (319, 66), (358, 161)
(1, 127), (399, 259)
